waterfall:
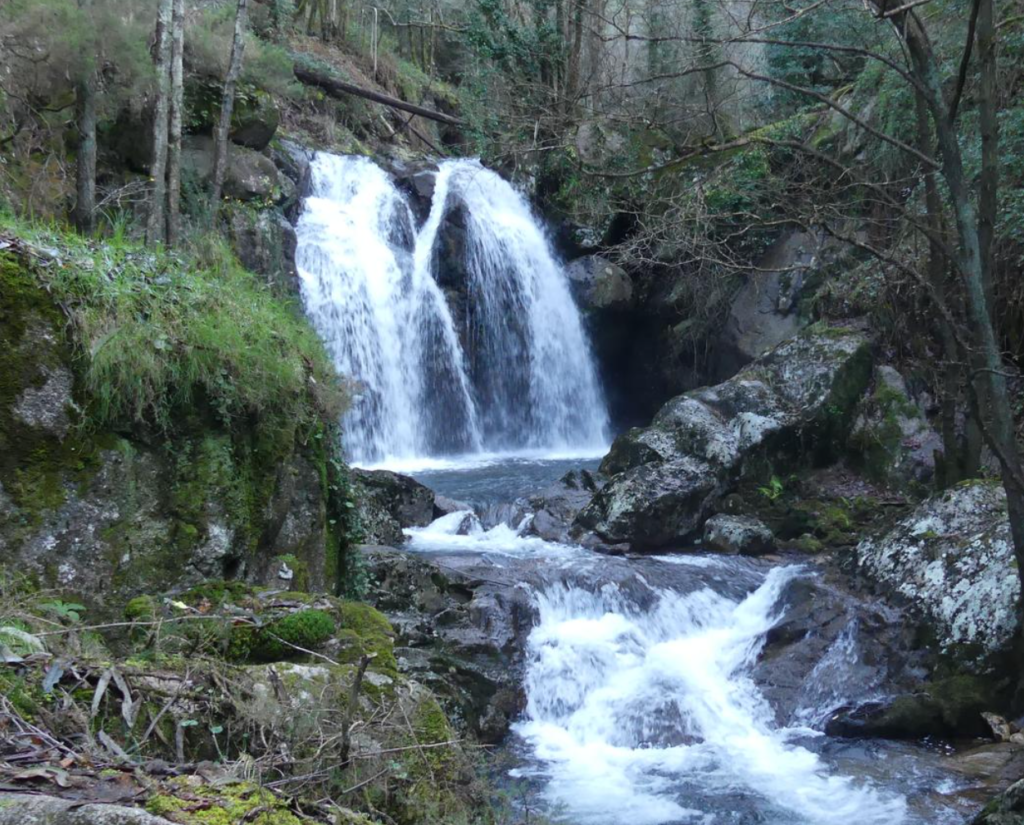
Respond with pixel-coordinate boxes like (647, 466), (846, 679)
(295, 154), (609, 465)
(516, 568), (907, 825)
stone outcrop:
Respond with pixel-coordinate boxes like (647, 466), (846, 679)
(703, 514), (775, 555)
(575, 326), (872, 549)
(565, 254), (634, 312)
(351, 469), (437, 546)
(182, 135), (290, 203)
(714, 230), (821, 379)
(847, 365), (943, 488)
(855, 481), (1018, 666)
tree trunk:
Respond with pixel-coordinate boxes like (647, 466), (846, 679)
(900, 9), (1024, 598)
(74, 71), (97, 235)
(914, 89), (962, 487)
(146, 0), (173, 245)
(978, 0), (998, 322)
(211, 0), (249, 207)
(166, 0), (185, 246)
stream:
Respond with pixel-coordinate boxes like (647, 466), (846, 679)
(294, 153), (998, 824)
(399, 455), (989, 825)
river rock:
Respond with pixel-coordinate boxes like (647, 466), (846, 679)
(362, 545), (531, 741)
(703, 514), (775, 556)
(971, 778), (1024, 824)
(575, 327), (872, 549)
(351, 469), (437, 546)
(854, 481), (1018, 667)
(525, 469), (600, 542)
(565, 254), (634, 312)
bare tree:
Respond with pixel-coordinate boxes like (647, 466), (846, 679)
(146, 0), (173, 245)
(211, 0), (249, 207)
(166, 0), (185, 246)
(74, 0), (97, 235)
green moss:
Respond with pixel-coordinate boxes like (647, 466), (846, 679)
(181, 579), (258, 609)
(146, 780), (301, 825)
(336, 601), (397, 673)
(124, 595), (157, 621)
(229, 608), (336, 663)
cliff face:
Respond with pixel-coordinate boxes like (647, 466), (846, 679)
(0, 235), (355, 612)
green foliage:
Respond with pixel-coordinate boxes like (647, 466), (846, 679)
(38, 599), (85, 624)
(229, 608), (336, 662)
(0, 217), (345, 441)
(187, 7), (299, 100)
(757, 475), (786, 502)
(763, 6), (871, 117)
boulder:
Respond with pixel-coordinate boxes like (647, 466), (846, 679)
(565, 254), (634, 312)
(575, 327), (872, 549)
(351, 469), (436, 546)
(228, 90), (281, 150)
(971, 778), (1024, 824)
(703, 514), (775, 556)
(0, 795), (175, 825)
(855, 481), (1018, 667)
(524, 469), (600, 543)
(362, 546), (531, 741)
(223, 204), (298, 294)
(848, 365), (943, 488)
(714, 230), (821, 379)
(182, 135), (285, 203)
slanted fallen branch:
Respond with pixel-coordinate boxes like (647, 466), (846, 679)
(293, 65), (460, 127)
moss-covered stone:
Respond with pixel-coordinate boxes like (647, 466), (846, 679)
(229, 608), (336, 663)
(146, 779), (302, 825)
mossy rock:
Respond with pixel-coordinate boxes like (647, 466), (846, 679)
(336, 601), (397, 673)
(146, 778), (302, 825)
(228, 608), (336, 663)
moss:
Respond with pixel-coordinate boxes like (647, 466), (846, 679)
(230, 608), (336, 663)
(124, 595), (157, 622)
(181, 579), (258, 609)
(146, 780), (301, 825)
(336, 601), (397, 673)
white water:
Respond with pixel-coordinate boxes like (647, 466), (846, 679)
(515, 567), (908, 825)
(295, 155), (608, 465)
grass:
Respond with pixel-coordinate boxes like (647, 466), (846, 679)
(0, 213), (345, 439)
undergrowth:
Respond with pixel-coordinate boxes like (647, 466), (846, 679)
(0, 214), (346, 439)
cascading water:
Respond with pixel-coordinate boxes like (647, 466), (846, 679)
(515, 568), (908, 825)
(295, 154), (480, 462)
(295, 154), (608, 465)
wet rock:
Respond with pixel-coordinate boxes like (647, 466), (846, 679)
(576, 458), (719, 548)
(848, 365), (943, 488)
(825, 672), (1003, 739)
(703, 514), (775, 556)
(434, 494), (473, 518)
(855, 481), (1018, 667)
(389, 160), (439, 221)
(576, 327), (871, 549)
(565, 254), (634, 312)
(351, 469), (436, 546)
(362, 545), (532, 741)
(525, 469), (600, 543)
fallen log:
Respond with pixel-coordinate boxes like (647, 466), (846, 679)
(293, 65), (461, 127)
